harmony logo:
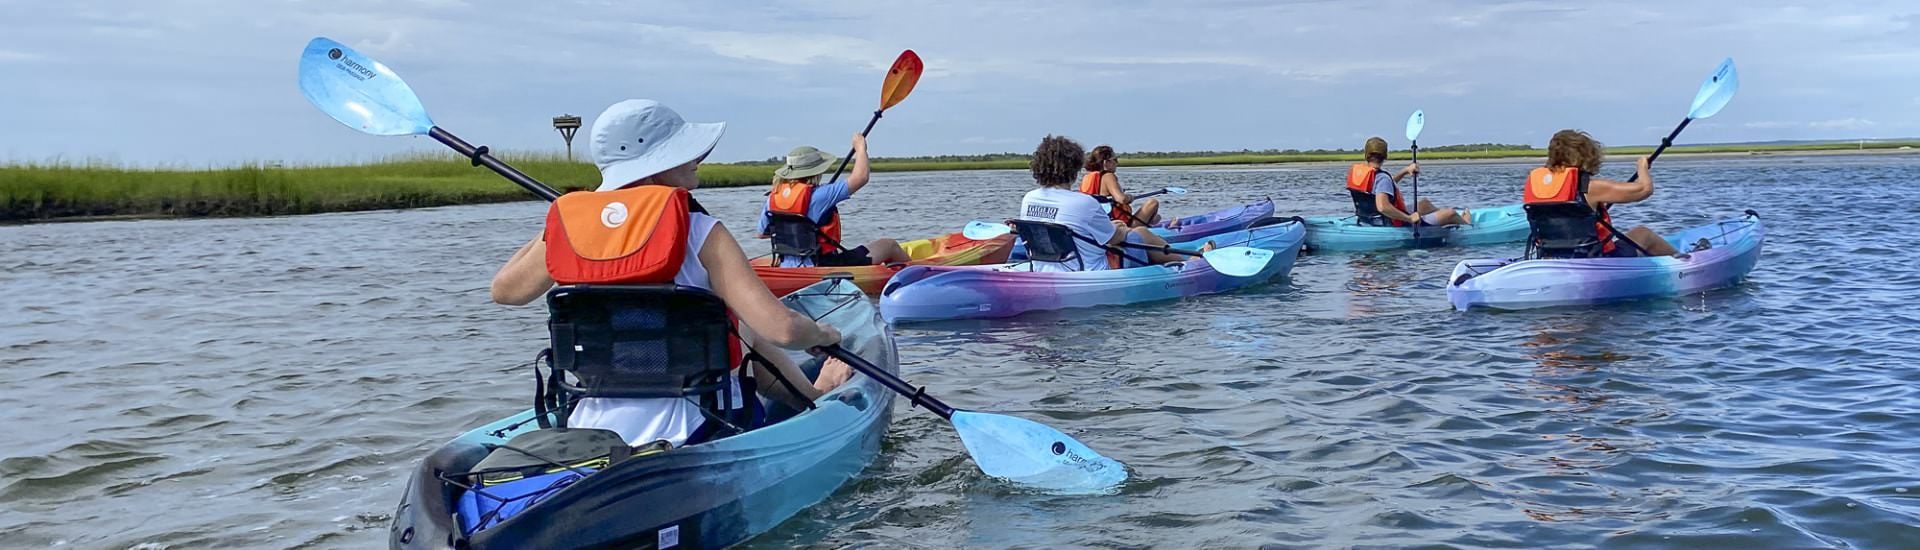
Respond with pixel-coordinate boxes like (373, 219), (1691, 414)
(334, 54), (378, 81)
(327, 48), (343, 61)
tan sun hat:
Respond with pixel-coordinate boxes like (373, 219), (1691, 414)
(774, 146), (840, 180)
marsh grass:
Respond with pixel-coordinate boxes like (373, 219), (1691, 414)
(7, 141), (1915, 221)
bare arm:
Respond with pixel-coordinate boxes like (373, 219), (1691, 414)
(1375, 193), (1419, 223)
(491, 235), (554, 305)
(844, 134), (872, 194)
(1390, 162), (1420, 183)
(702, 224), (841, 350)
(1586, 156), (1654, 207)
(1102, 173), (1133, 204)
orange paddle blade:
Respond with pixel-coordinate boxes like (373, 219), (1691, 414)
(879, 50), (923, 111)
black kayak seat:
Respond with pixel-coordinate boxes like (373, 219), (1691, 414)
(1010, 219), (1088, 270)
(1524, 202), (1607, 259)
(765, 211), (831, 259)
(543, 285), (739, 426)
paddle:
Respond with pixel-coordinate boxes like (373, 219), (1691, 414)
(822, 50), (923, 185)
(1599, 58), (1740, 257)
(1095, 186), (1188, 225)
(296, 37), (1126, 494)
(962, 221), (1276, 277)
(1405, 110), (1425, 241)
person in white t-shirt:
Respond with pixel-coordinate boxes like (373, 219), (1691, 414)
(1017, 135), (1208, 272)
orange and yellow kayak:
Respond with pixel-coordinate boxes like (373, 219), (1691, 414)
(753, 231), (1016, 296)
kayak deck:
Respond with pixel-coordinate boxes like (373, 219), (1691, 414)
(1446, 212), (1764, 311)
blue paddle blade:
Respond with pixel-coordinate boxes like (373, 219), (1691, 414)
(950, 410), (1128, 494)
(1405, 109), (1425, 142)
(1199, 246), (1275, 277)
(1688, 58), (1739, 120)
(962, 220), (1013, 240)
(1164, 186), (1189, 195)
(298, 37), (434, 136)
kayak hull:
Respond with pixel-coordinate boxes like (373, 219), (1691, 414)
(1303, 204), (1529, 252)
(1012, 199), (1277, 260)
(390, 280), (896, 549)
(1446, 213), (1764, 311)
(879, 219), (1305, 322)
(753, 231), (1014, 296)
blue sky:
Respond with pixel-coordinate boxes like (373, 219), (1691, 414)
(0, 0), (1912, 165)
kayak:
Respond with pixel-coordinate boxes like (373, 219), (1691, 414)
(1446, 211), (1764, 311)
(879, 218), (1305, 322)
(1303, 204), (1529, 252)
(389, 278), (895, 549)
(754, 231), (1015, 296)
(1154, 199), (1277, 243)
(1012, 199), (1277, 260)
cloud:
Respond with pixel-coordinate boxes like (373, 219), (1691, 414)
(0, 49), (45, 63)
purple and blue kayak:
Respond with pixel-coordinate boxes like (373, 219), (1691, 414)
(1446, 212), (1764, 311)
(1011, 199), (1276, 260)
(880, 219), (1305, 322)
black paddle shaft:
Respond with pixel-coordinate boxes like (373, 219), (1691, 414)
(824, 110), (884, 185)
(1627, 117), (1692, 183)
(814, 345), (957, 419)
(1409, 142), (1420, 240)
(429, 127), (562, 202)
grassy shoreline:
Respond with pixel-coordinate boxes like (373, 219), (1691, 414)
(5, 141), (1915, 222)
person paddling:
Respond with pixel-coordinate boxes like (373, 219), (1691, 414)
(490, 100), (852, 446)
(756, 136), (911, 268)
(1080, 145), (1169, 228)
(1020, 135), (1206, 272)
(1345, 137), (1471, 227)
(1522, 129), (1678, 258)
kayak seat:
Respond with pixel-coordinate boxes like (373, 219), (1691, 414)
(542, 285), (742, 427)
(766, 212), (830, 259)
(1009, 219), (1089, 270)
(1349, 189), (1391, 226)
(1523, 202), (1606, 259)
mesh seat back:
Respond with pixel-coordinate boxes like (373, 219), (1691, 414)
(547, 285), (733, 399)
(1010, 220), (1082, 264)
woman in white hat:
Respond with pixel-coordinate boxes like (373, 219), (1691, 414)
(489, 100), (852, 446)
(755, 134), (910, 268)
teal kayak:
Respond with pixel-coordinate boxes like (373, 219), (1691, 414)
(389, 278), (894, 549)
(1302, 204), (1529, 252)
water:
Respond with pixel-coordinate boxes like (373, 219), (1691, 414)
(4, 154), (1918, 548)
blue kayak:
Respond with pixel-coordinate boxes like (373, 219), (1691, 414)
(389, 278), (895, 549)
(1447, 212), (1764, 311)
(1302, 204), (1529, 252)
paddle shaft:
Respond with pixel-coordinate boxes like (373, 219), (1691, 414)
(429, 127), (562, 201)
(824, 110), (883, 185)
(1408, 142), (1420, 239)
(814, 344), (956, 419)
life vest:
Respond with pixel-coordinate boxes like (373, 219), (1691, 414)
(1080, 171), (1135, 224)
(1522, 166), (1615, 255)
(767, 179), (843, 254)
(1346, 163), (1407, 227)
(544, 185), (697, 285)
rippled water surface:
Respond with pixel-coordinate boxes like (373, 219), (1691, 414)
(4, 154), (1919, 548)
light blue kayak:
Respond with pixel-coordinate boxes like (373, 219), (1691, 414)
(1446, 212), (1764, 311)
(1303, 204), (1529, 252)
(389, 278), (895, 549)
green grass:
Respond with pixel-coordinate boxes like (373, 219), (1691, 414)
(7, 140), (1916, 222)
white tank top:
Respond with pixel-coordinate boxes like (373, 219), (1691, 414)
(567, 212), (747, 446)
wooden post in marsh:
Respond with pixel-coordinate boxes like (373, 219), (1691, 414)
(553, 115), (583, 161)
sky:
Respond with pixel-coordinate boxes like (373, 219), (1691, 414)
(0, 0), (1913, 166)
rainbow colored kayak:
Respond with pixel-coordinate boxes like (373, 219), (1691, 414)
(879, 218), (1305, 322)
(1012, 199), (1276, 260)
(753, 231), (1015, 296)
(1446, 212), (1764, 311)
(1303, 204), (1529, 252)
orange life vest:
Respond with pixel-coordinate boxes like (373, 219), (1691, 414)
(542, 185), (744, 371)
(1080, 171), (1135, 224)
(767, 179), (843, 253)
(1523, 167), (1615, 254)
(1346, 163), (1407, 227)
(544, 185), (694, 285)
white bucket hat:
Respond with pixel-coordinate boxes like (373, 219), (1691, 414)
(590, 100), (726, 191)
